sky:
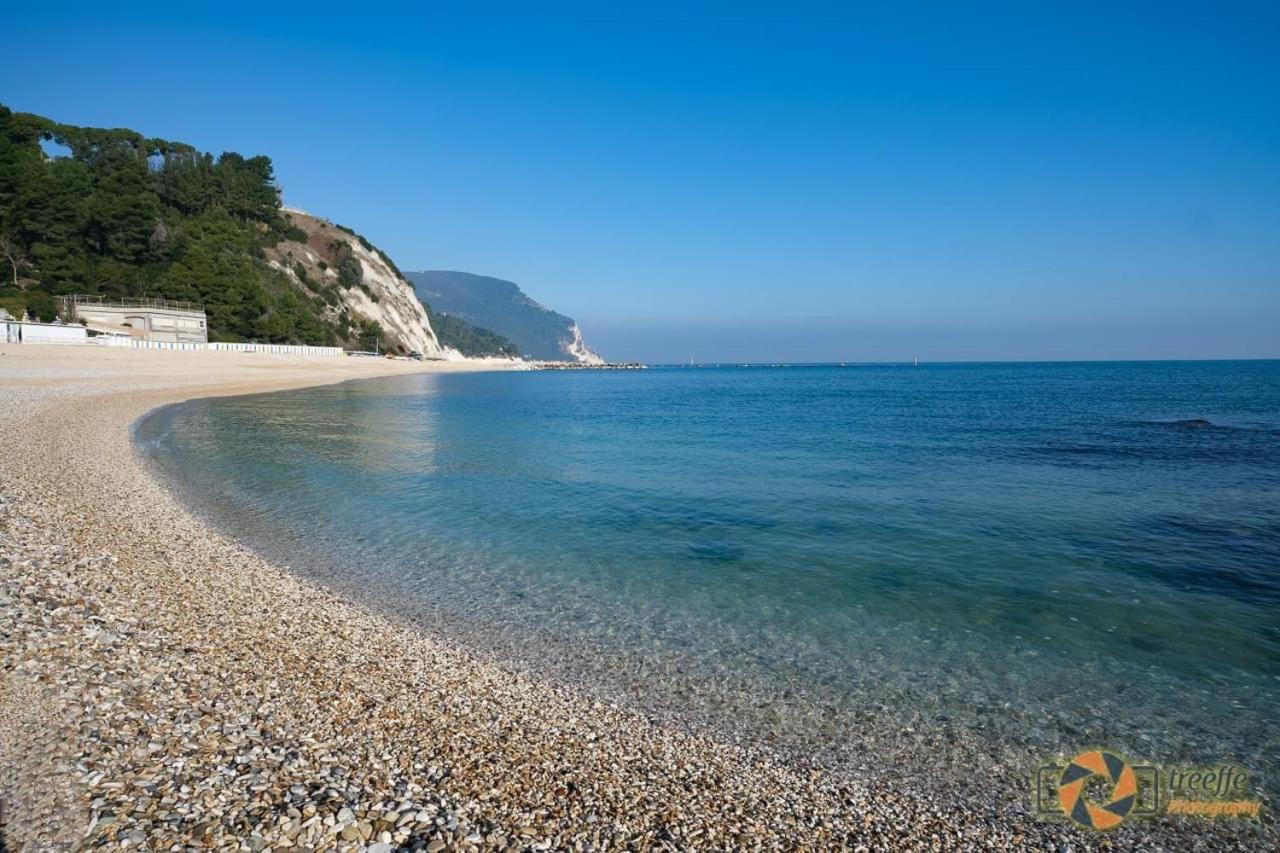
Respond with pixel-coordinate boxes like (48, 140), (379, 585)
(2, 2), (1278, 362)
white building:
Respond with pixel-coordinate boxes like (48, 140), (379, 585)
(61, 295), (208, 344)
(0, 312), (88, 345)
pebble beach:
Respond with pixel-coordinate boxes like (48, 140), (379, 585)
(0, 345), (1269, 851)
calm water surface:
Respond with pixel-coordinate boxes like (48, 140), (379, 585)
(138, 362), (1280, 798)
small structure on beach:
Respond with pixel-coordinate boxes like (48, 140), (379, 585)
(2, 307), (88, 344)
(1, 316), (88, 345)
(1, 308), (19, 343)
(61, 295), (208, 344)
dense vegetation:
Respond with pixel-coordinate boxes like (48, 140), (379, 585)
(424, 303), (518, 358)
(0, 104), (334, 342)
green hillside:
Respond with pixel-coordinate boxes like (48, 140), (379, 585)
(424, 303), (519, 358)
(0, 104), (341, 343)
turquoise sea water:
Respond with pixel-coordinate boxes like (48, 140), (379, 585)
(138, 362), (1280, 800)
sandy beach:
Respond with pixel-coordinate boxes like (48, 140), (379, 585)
(0, 345), (1258, 851)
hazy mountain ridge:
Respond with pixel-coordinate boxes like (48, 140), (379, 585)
(408, 270), (602, 363)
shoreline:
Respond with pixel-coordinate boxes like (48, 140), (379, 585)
(0, 345), (1267, 850)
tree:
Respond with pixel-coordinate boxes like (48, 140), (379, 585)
(0, 107), (43, 220)
(215, 152), (280, 224)
(30, 241), (86, 294)
(23, 289), (58, 322)
(163, 207), (257, 326)
(337, 254), (362, 289)
(12, 157), (90, 249)
(84, 149), (158, 262)
(0, 234), (29, 288)
(155, 149), (217, 216)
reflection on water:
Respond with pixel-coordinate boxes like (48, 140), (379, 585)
(137, 362), (1280, 805)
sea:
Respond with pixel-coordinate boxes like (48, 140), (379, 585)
(136, 361), (1280, 805)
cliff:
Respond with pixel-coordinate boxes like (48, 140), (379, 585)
(266, 211), (449, 356)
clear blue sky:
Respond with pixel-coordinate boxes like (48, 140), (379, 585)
(3, 2), (1277, 361)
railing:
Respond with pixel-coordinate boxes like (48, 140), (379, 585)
(208, 342), (343, 357)
(60, 294), (206, 313)
(120, 340), (342, 356)
(128, 339), (207, 352)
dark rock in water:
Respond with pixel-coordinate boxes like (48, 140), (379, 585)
(1167, 419), (1214, 429)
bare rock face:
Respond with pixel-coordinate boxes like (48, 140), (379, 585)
(564, 323), (603, 365)
(266, 210), (452, 357)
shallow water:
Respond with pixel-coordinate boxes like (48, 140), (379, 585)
(138, 361), (1280, 801)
